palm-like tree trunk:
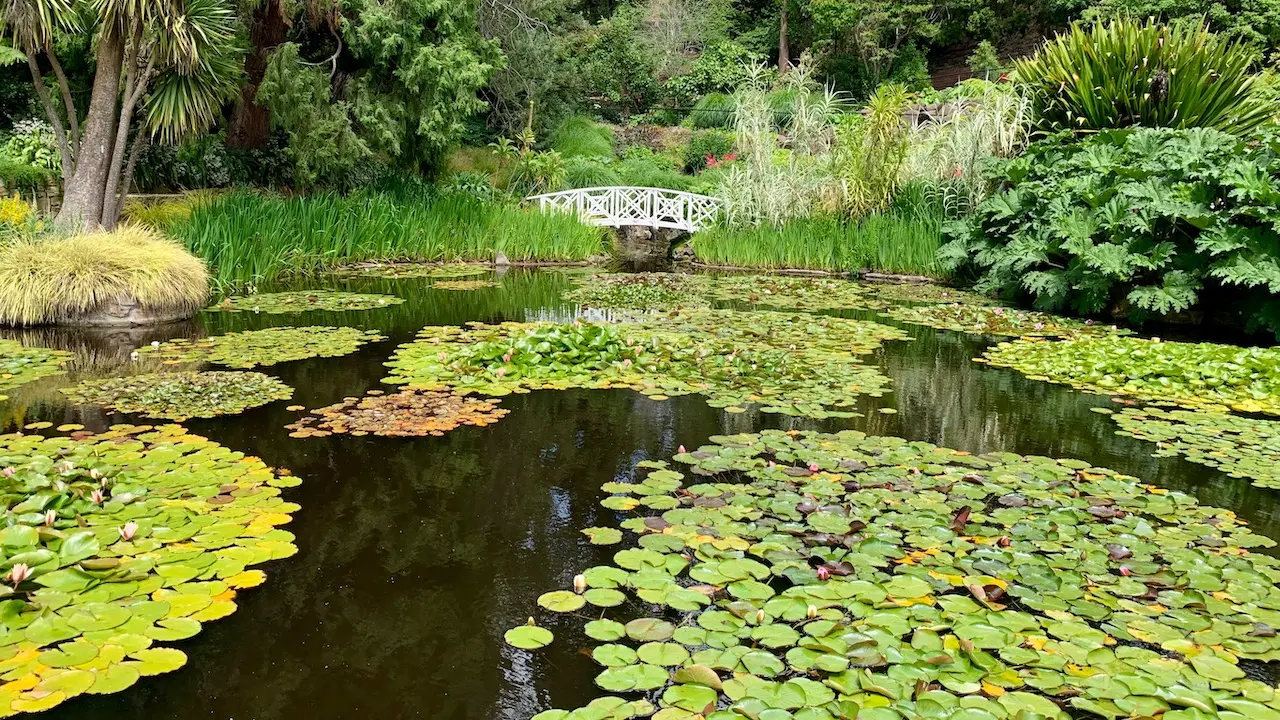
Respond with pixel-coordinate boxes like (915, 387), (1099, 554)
(57, 25), (124, 231)
(778, 2), (791, 73)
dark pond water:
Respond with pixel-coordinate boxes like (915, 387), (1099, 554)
(4, 268), (1279, 719)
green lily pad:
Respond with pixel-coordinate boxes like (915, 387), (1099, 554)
(505, 624), (554, 650)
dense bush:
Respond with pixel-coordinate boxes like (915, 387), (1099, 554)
(682, 130), (734, 172)
(665, 41), (763, 103)
(941, 127), (1280, 335)
(1015, 18), (1274, 135)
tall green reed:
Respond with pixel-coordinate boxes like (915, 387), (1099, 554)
(691, 202), (947, 277)
(174, 190), (606, 290)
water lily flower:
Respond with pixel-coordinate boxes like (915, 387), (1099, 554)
(1, 467), (13, 478)
(754, 609), (766, 624)
(1033, 323), (1045, 330)
(992, 307), (1005, 316)
(806, 604), (818, 619)
(767, 461), (775, 467)
(437, 352), (447, 361)
(55, 461), (74, 474)
(816, 566), (831, 581)
(1085, 319), (1094, 325)
(677, 445), (686, 454)
(130, 351), (139, 360)
(573, 574), (586, 593)
(495, 368), (506, 378)
(151, 341), (160, 348)
(808, 463), (820, 473)
(91, 489), (104, 504)
(622, 359), (631, 367)
(89, 469), (102, 480)
(119, 521), (138, 541)
(502, 351), (513, 363)
(9, 563), (30, 585)
(43, 510), (56, 526)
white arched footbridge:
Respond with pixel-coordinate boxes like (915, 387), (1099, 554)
(527, 186), (723, 232)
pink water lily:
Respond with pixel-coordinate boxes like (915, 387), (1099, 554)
(119, 521), (138, 541)
(808, 463), (820, 473)
(992, 307), (1005, 316)
(816, 566), (831, 581)
(43, 510), (56, 526)
(9, 563), (30, 585)
(1, 467), (13, 478)
(677, 445), (686, 454)
(622, 359), (631, 367)
(502, 351), (512, 363)
(495, 368), (506, 378)
(437, 352), (448, 361)
(91, 489), (104, 504)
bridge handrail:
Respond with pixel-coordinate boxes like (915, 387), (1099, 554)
(525, 186), (724, 232)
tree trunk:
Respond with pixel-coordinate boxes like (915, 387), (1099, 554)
(56, 26), (125, 231)
(25, 53), (73, 178)
(778, 2), (791, 73)
(227, 0), (288, 149)
(100, 25), (152, 228)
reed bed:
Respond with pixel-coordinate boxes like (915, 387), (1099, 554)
(174, 191), (605, 289)
(691, 209), (946, 277)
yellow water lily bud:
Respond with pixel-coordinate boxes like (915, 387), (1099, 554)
(806, 605), (818, 619)
(573, 574), (586, 593)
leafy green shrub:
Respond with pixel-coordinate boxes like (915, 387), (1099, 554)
(687, 92), (735, 128)
(941, 127), (1280, 335)
(0, 159), (52, 191)
(615, 148), (691, 190)
(682, 130), (734, 172)
(549, 116), (616, 159)
(1015, 18), (1274, 135)
(1, 119), (59, 175)
(665, 41), (763, 103)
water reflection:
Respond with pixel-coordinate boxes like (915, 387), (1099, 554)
(1, 268), (1275, 719)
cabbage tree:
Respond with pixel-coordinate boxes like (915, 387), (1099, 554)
(1, 0), (243, 229)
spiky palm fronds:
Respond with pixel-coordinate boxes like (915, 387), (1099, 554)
(1015, 17), (1274, 135)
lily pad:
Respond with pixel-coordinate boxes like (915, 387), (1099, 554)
(62, 371), (293, 420)
(0, 339), (71, 401)
(0, 424), (300, 715)
(206, 291), (404, 314)
(136, 327), (384, 368)
(285, 389), (507, 438)
(505, 624), (554, 650)
(1112, 407), (1280, 489)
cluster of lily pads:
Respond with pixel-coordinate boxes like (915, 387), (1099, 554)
(0, 424), (299, 716)
(564, 273), (1003, 316)
(136, 327), (385, 369)
(333, 263), (490, 279)
(884, 305), (1124, 339)
(206, 291), (404, 314)
(515, 429), (1280, 720)
(62, 372), (293, 420)
(385, 309), (909, 418)
(1107, 406), (1280, 490)
(0, 340), (71, 402)
(285, 389), (509, 438)
(980, 336), (1280, 415)
(432, 280), (498, 291)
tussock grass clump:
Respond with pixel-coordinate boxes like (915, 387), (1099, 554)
(122, 191), (218, 231)
(550, 117), (616, 159)
(0, 226), (210, 326)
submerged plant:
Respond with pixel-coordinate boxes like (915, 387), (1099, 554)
(285, 389), (509, 437)
(386, 310), (908, 418)
(0, 339), (72, 401)
(1111, 406), (1280, 489)
(0, 424), (299, 715)
(980, 336), (1280, 415)
(517, 429), (1280, 720)
(62, 371), (294, 420)
(136, 327), (385, 368)
(206, 291), (405, 314)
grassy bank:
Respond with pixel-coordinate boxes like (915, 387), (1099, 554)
(691, 209), (947, 277)
(173, 190), (606, 289)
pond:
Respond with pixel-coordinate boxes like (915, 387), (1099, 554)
(4, 268), (1279, 719)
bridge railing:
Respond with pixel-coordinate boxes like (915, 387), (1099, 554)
(526, 186), (724, 232)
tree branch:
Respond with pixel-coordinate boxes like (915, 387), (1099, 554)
(102, 24), (153, 227)
(108, 130), (148, 227)
(25, 53), (73, 179)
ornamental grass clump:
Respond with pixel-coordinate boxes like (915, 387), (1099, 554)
(0, 226), (209, 326)
(1015, 18), (1274, 135)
